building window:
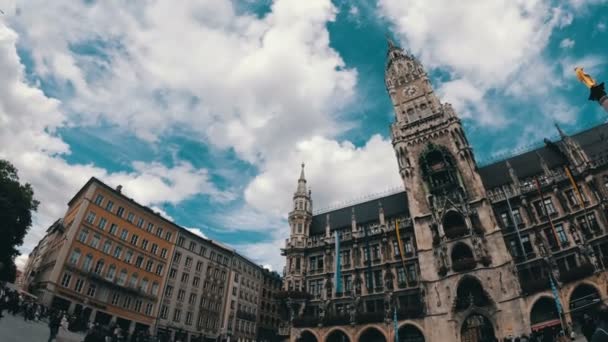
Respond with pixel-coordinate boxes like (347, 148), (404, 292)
(111, 293), (120, 306)
(196, 261), (203, 272)
(308, 279), (323, 297)
(392, 241), (400, 256)
(185, 312), (193, 325)
(155, 264), (164, 276)
(145, 303), (153, 316)
(106, 265), (116, 280)
(116, 206), (125, 218)
(98, 218), (107, 230)
(124, 250), (133, 264)
(94, 194), (104, 206)
(407, 264), (417, 283)
(141, 239), (148, 250)
(130, 234), (139, 246)
(343, 275), (352, 292)
(193, 277), (200, 287)
(371, 245), (381, 260)
(308, 256), (323, 271)
(189, 241), (196, 251)
(105, 200), (114, 212)
(140, 278), (149, 292)
(85, 211), (96, 224)
(120, 229), (128, 240)
(173, 309), (181, 322)
(122, 296), (131, 309)
(90, 234), (100, 249)
(117, 270), (127, 285)
(165, 231), (172, 241)
(156, 227), (163, 237)
(185, 257), (192, 267)
(181, 273), (189, 283)
(169, 268), (177, 279)
(135, 256), (144, 268)
(199, 246), (206, 257)
(189, 293), (197, 305)
(69, 249), (81, 265)
(61, 273), (72, 287)
(127, 212), (135, 223)
(136, 218), (144, 228)
(297, 223), (303, 234)
(151, 282), (159, 296)
(177, 289), (185, 301)
(145, 260), (153, 272)
(112, 246), (122, 259)
(173, 252), (182, 264)
(74, 278), (85, 293)
(94, 259), (105, 274)
(146, 222), (154, 232)
(78, 229), (89, 243)
(109, 224), (118, 235)
(555, 224), (568, 245)
(151, 243), (158, 255)
(160, 248), (168, 259)
(134, 300), (142, 313)
(543, 228), (558, 249)
(129, 273), (138, 287)
(82, 254), (93, 272)
(86, 283), (97, 297)
(165, 285), (173, 297)
(177, 236), (185, 247)
(535, 198), (556, 216)
(160, 305), (168, 319)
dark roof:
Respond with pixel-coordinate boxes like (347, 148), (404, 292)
(478, 123), (608, 189)
(310, 191), (408, 235)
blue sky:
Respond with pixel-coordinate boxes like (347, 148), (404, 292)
(0, 0), (606, 270)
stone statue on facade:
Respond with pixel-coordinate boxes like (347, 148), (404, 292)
(384, 291), (394, 322)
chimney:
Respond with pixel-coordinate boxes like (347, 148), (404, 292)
(116, 185), (123, 193)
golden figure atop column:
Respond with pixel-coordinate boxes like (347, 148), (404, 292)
(575, 67), (597, 88)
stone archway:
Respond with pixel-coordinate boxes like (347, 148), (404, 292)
(529, 297), (560, 334)
(569, 283), (602, 327)
(325, 328), (350, 342)
(398, 324), (425, 342)
(358, 327), (387, 342)
(461, 314), (496, 342)
(298, 330), (319, 342)
(454, 276), (492, 312)
(443, 211), (468, 239)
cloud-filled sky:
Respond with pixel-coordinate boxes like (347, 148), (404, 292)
(1, 0), (606, 271)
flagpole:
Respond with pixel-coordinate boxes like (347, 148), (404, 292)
(549, 274), (567, 335)
(502, 185), (527, 261)
(395, 219), (409, 287)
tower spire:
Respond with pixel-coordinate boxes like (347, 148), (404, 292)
(296, 163), (307, 195)
(554, 122), (567, 139)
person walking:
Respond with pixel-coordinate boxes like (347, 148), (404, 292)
(592, 305), (608, 342)
(48, 312), (62, 342)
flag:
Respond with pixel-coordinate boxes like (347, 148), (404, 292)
(335, 232), (342, 294)
(564, 166), (586, 207)
(549, 276), (563, 315)
(394, 307), (399, 342)
(395, 219), (408, 285)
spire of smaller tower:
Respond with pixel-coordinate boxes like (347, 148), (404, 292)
(386, 34), (397, 51)
(555, 122), (567, 139)
(295, 163), (307, 195)
(505, 160), (520, 188)
(351, 208), (357, 233)
(535, 151), (550, 175)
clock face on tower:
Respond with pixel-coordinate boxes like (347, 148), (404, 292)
(404, 86), (418, 97)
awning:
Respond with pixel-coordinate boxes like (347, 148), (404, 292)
(531, 319), (561, 331)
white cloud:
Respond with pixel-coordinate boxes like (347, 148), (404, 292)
(598, 21), (607, 32)
(378, 0), (579, 127)
(559, 38), (575, 48)
(0, 22), (234, 262)
(186, 227), (208, 239)
(15, 254), (29, 271)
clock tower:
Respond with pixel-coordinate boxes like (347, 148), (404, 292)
(385, 39), (527, 340)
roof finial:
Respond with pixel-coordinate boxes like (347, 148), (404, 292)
(554, 122), (567, 139)
(299, 162), (306, 181)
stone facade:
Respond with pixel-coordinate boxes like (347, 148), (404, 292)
(281, 40), (608, 342)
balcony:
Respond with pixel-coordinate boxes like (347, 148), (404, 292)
(292, 316), (318, 328)
(236, 310), (256, 322)
(274, 290), (312, 300)
(357, 312), (385, 324)
(397, 305), (424, 319)
(452, 258), (477, 272)
(559, 263), (595, 283)
(324, 314), (350, 326)
(520, 277), (550, 295)
(444, 225), (469, 239)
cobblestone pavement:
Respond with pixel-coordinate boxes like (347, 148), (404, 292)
(0, 313), (84, 342)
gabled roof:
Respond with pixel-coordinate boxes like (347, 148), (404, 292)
(310, 191), (408, 235)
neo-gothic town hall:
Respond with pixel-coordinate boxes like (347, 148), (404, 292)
(280, 40), (608, 342)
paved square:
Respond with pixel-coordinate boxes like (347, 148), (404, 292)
(0, 314), (83, 342)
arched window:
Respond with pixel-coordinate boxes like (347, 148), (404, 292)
(398, 324), (425, 342)
(82, 254), (93, 272)
(94, 259), (105, 274)
(454, 276), (491, 311)
(69, 249), (81, 265)
(141, 278), (149, 292)
(117, 269), (127, 285)
(530, 297), (559, 330)
(129, 273), (138, 287)
(419, 144), (459, 194)
(443, 211), (468, 239)
(106, 264), (116, 281)
(451, 243), (475, 272)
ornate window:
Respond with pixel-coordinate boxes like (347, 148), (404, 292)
(451, 243), (476, 272)
(443, 211), (468, 239)
(419, 144), (460, 195)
